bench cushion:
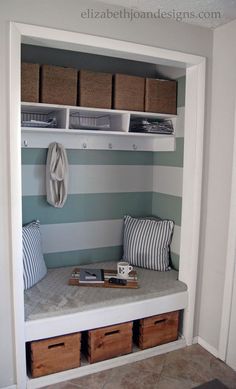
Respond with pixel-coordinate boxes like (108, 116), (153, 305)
(24, 261), (187, 321)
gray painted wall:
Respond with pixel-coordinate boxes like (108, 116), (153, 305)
(194, 18), (236, 353)
(21, 44), (159, 78)
(21, 43), (184, 79)
(0, 1), (213, 387)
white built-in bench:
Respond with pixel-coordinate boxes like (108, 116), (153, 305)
(24, 261), (188, 342)
(24, 263), (188, 387)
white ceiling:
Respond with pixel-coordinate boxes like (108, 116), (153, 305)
(95, 0), (236, 29)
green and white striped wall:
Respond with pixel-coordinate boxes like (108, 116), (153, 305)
(22, 76), (185, 270)
(152, 76), (185, 269)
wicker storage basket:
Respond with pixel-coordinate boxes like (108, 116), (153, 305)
(21, 63), (40, 103)
(145, 78), (177, 114)
(113, 74), (145, 111)
(27, 332), (81, 377)
(84, 322), (133, 363)
(135, 311), (179, 350)
(41, 65), (78, 106)
(79, 70), (112, 109)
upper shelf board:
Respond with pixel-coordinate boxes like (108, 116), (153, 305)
(21, 102), (177, 120)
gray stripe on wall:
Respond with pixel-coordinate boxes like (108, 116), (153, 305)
(170, 252), (180, 271)
(44, 246), (123, 268)
(153, 138), (184, 167)
(175, 107), (185, 138)
(22, 149), (154, 166)
(22, 192), (153, 225)
(177, 76), (186, 108)
(152, 192), (182, 226)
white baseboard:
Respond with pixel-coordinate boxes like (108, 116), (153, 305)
(193, 336), (219, 358)
(2, 385), (17, 389)
(192, 336), (198, 344)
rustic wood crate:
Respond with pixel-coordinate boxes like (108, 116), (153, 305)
(113, 74), (145, 111)
(21, 63), (40, 103)
(28, 332), (81, 377)
(79, 69), (112, 109)
(145, 78), (177, 114)
(84, 322), (133, 363)
(41, 64), (78, 106)
(135, 311), (179, 350)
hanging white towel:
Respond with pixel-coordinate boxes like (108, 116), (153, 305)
(46, 142), (69, 208)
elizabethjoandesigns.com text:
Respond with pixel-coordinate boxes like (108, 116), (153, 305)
(80, 8), (222, 22)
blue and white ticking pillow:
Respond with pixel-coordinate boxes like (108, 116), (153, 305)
(22, 220), (47, 290)
(123, 215), (174, 271)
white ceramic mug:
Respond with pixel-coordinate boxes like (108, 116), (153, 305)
(117, 261), (133, 279)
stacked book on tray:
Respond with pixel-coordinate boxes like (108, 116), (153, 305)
(129, 118), (174, 135)
(76, 269), (105, 284)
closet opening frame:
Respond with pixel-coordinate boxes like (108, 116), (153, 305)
(9, 22), (206, 389)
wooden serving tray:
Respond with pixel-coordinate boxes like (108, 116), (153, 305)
(68, 268), (138, 289)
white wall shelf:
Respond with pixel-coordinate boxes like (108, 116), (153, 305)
(21, 102), (176, 152)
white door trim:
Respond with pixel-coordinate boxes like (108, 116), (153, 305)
(9, 22), (26, 389)
(178, 62), (206, 345)
(9, 22), (206, 388)
(218, 100), (236, 361)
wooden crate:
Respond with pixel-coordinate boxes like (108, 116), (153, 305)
(41, 64), (78, 106)
(21, 63), (40, 103)
(145, 78), (177, 114)
(113, 74), (145, 111)
(28, 332), (81, 377)
(135, 311), (179, 350)
(79, 69), (112, 109)
(84, 322), (133, 363)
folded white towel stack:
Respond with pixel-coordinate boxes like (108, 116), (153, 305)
(46, 142), (69, 208)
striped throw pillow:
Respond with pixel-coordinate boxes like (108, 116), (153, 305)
(22, 221), (47, 290)
(123, 215), (174, 271)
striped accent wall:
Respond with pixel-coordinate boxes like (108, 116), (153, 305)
(22, 152), (154, 268)
(152, 76), (185, 269)
(21, 76), (185, 270)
